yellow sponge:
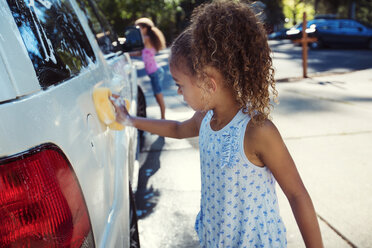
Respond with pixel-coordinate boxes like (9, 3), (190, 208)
(92, 87), (129, 131)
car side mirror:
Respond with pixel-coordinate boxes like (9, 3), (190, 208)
(357, 27), (363, 32)
(121, 26), (144, 52)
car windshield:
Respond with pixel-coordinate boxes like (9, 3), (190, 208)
(293, 22), (302, 29)
(291, 20), (326, 30)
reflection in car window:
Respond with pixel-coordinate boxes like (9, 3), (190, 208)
(7, 0), (96, 89)
(77, 0), (119, 55)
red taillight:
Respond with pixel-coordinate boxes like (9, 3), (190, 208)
(0, 144), (94, 247)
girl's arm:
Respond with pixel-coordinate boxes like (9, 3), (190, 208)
(129, 51), (142, 57)
(111, 95), (204, 138)
(130, 112), (203, 138)
(246, 120), (323, 248)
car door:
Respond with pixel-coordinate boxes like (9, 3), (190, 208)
(350, 21), (371, 44)
(339, 20), (366, 45)
(316, 21), (340, 45)
(75, 0), (140, 246)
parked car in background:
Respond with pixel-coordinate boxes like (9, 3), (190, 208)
(0, 0), (145, 247)
(268, 28), (290, 40)
(286, 18), (334, 41)
(286, 18), (372, 49)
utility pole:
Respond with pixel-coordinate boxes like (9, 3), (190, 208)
(293, 12), (318, 78)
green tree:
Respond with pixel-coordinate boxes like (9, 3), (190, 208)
(97, 0), (182, 44)
(355, 0), (372, 25)
(97, 0), (371, 45)
(261, 0), (285, 32)
(315, 0), (372, 25)
(283, 0), (315, 27)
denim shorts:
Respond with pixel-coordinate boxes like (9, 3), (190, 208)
(148, 67), (164, 95)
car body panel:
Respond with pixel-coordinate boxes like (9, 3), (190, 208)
(267, 28), (289, 40)
(0, 0), (141, 246)
(0, 54), (17, 102)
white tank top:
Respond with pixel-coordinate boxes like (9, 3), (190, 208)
(195, 109), (287, 247)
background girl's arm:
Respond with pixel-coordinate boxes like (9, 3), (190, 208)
(248, 120), (323, 248)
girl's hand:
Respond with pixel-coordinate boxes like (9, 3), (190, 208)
(110, 94), (132, 126)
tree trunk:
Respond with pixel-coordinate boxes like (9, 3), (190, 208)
(349, 0), (356, 19)
(314, 0), (319, 13)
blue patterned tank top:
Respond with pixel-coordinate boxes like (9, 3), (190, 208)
(195, 109), (287, 247)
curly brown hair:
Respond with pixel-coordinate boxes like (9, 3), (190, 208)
(169, 28), (195, 77)
(190, 0), (277, 124)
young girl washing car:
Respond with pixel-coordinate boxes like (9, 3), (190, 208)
(113, 2), (323, 247)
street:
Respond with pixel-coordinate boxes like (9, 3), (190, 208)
(270, 40), (372, 80)
(133, 41), (372, 248)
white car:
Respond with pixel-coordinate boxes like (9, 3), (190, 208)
(0, 0), (146, 247)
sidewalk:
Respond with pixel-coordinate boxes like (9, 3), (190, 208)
(272, 69), (372, 248)
(135, 51), (372, 247)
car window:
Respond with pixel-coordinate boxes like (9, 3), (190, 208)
(340, 21), (352, 28)
(317, 21), (338, 30)
(76, 0), (120, 55)
(293, 20), (323, 30)
(307, 20), (318, 27)
(340, 20), (360, 31)
(7, 0), (96, 89)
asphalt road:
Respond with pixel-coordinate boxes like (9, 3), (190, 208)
(133, 41), (372, 248)
(270, 40), (372, 80)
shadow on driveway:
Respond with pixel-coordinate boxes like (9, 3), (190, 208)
(135, 136), (165, 219)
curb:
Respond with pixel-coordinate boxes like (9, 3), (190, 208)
(275, 68), (370, 83)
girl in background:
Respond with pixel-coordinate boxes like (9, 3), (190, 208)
(135, 17), (167, 119)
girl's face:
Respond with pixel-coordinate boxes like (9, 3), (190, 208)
(170, 64), (209, 111)
(138, 25), (147, 35)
